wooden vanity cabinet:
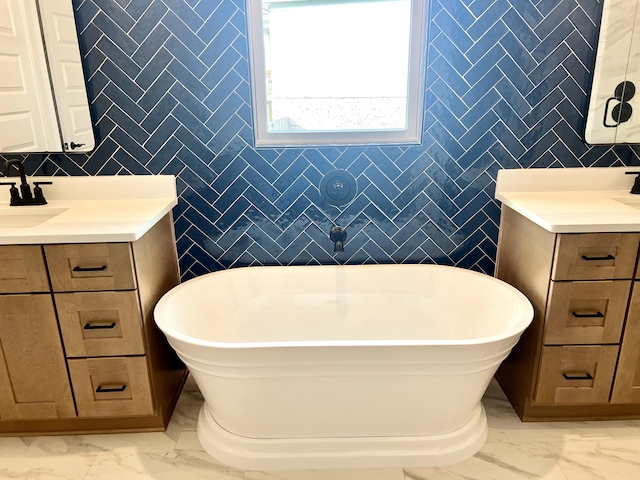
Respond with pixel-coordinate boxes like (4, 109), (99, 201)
(0, 214), (186, 434)
(496, 205), (640, 421)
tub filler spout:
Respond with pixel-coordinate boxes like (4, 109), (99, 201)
(329, 226), (347, 252)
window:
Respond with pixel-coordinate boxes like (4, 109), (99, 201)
(247, 0), (427, 146)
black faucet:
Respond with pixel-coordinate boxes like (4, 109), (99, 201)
(626, 171), (640, 194)
(0, 159), (51, 206)
(330, 226), (347, 253)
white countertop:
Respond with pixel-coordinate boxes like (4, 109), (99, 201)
(495, 167), (640, 233)
(0, 175), (178, 244)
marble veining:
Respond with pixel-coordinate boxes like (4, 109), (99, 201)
(2, 376), (640, 479)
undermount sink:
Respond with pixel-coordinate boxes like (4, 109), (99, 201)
(613, 197), (640, 210)
(0, 207), (68, 228)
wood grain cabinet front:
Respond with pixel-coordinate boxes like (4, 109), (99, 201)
(44, 243), (136, 292)
(0, 214), (186, 435)
(543, 280), (630, 345)
(0, 245), (49, 293)
(0, 294), (75, 420)
(535, 345), (618, 405)
(612, 284), (640, 404)
(552, 233), (640, 281)
(68, 356), (154, 417)
(496, 206), (640, 421)
(55, 291), (146, 357)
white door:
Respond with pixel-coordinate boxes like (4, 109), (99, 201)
(38, 0), (94, 153)
(0, 0), (60, 152)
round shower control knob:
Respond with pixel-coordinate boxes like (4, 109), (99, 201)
(319, 170), (358, 207)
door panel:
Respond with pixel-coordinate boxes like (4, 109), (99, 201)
(37, 0), (94, 152)
(0, 0), (60, 152)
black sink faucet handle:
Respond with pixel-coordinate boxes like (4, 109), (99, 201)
(0, 182), (20, 203)
(625, 171), (640, 194)
(33, 181), (52, 202)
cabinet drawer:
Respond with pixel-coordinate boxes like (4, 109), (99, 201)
(68, 356), (154, 417)
(543, 280), (630, 345)
(552, 233), (640, 281)
(534, 345), (618, 405)
(55, 291), (145, 357)
(45, 243), (136, 292)
(0, 246), (49, 293)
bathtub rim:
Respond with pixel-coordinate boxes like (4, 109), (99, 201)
(154, 264), (533, 350)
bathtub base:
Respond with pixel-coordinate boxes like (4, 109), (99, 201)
(197, 403), (488, 470)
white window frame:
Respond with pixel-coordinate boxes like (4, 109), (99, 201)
(246, 0), (428, 147)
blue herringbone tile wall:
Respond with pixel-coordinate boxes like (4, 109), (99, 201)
(2, 0), (639, 279)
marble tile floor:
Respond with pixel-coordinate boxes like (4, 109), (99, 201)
(1, 376), (640, 480)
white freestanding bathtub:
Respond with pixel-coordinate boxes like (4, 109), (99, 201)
(155, 265), (533, 469)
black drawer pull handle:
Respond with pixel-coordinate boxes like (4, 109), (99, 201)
(83, 322), (116, 330)
(572, 311), (605, 318)
(96, 385), (127, 393)
(562, 372), (594, 381)
(73, 265), (107, 272)
(581, 255), (615, 261)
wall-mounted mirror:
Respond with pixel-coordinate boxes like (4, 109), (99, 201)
(0, 0), (94, 153)
(585, 0), (640, 144)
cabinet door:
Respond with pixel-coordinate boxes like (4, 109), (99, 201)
(612, 283), (640, 403)
(0, 294), (75, 419)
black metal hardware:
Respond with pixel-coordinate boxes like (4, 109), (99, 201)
(603, 81), (636, 127)
(581, 254), (615, 261)
(330, 226), (347, 253)
(626, 171), (640, 194)
(33, 181), (52, 201)
(83, 322), (116, 330)
(562, 372), (593, 381)
(96, 385), (127, 393)
(73, 265), (107, 272)
(70, 142), (85, 150)
(0, 182), (20, 203)
(1, 159), (49, 205)
(319, 170), (358, 207)
(572, 311), (604, 318)
(613, 102), (633, 123)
